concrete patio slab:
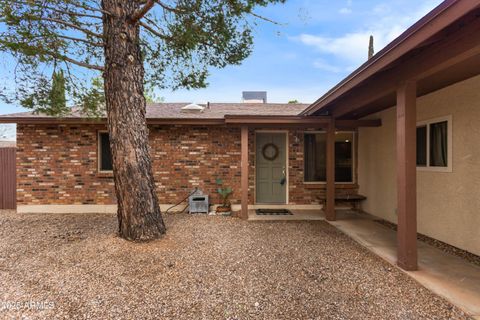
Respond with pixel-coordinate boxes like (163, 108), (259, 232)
(328, 210), (480, 318)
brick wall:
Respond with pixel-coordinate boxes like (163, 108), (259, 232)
(17, 124), (115, 205)
(149, 125), (242, 205)
(16, 124), (358, 206)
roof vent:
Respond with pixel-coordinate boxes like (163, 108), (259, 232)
(181, 103), (205, 113)
(242, 91), (267, 103)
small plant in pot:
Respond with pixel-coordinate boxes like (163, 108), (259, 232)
(216, 178), (233, 216)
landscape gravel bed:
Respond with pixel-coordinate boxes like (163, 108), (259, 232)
(0, 210), (471, 319)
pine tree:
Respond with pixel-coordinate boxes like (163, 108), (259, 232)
(0, 0), (286, 241)
(368, 35), (375, 59)
(49, 70), (67, 115)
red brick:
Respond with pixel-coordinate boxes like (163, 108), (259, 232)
(16, 124), (358, 206)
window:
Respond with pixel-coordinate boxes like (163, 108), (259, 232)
(304, 131), (354, 183)
(416, 126), (427, 166)
(416, 116), (452, 172)
(98, 132), (113, 172)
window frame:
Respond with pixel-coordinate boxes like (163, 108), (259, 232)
(303, 130), (356, 185)
(416, 115), (453, 173)
(97, 130), (113, 174)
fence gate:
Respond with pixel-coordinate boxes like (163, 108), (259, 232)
(0, 148), (16, 210)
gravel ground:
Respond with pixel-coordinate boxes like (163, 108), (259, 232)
(0, 210), (471, 320)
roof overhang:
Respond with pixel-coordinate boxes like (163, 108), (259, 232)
(0, 115), (381, 128)
(302, 0), (480, 119)
(224, 115), (381, 128)
(0, 117), (226, 125)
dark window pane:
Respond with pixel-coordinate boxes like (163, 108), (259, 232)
(304, 133), (326, 182)
(304, 132), (354, 183)
(100, 132), (113, 171)
(416, 126), (427, 166)
(430, 121), (448, 167)
(335, 132), (353, 182)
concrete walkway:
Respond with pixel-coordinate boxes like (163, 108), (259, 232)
(249, 209), (480, 318)
(248, 208), (323, 221)
(328, 211), (480, 319)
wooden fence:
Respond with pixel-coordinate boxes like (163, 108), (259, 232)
(0, 148), (16, 209)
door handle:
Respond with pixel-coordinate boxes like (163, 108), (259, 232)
(280, 167), (286, 185)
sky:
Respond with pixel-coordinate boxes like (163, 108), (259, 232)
(0, 0), (442, 117)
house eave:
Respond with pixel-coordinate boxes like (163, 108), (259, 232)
(301, 0), (480, 117)
(0, 117), (226, 126)
(0, 115), (381, 128)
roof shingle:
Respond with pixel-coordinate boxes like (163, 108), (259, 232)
(0, 103), (309, 120)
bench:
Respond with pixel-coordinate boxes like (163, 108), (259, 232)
(317, 194), (367, 210)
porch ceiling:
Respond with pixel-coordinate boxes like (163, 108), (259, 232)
(345, 54), (480, 119)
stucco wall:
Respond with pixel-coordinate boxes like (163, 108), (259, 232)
(358, 74), (480, 256)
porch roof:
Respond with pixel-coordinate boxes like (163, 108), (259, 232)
(301, 0), (480, 120)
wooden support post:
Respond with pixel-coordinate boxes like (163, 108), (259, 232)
(241, 126), (249, 219)
(396, 80), (418, 271)
(326, 118), (336, 221)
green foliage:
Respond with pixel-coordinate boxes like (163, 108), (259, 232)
(74, 77), (106, 118)
(288, 99), (299, 104)
(19, 70), (69, 116)
(49, 70), (67, 113)
(368, 35), (374, 59)
(0, 0), (286, 116)
(144, 87), (164, 104)
(216, 178), (233, 207)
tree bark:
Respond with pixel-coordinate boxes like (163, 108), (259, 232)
(102, 0), (166, 241)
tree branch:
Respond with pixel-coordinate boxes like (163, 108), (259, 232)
(143, 16), (165, 34)
(50, 9), (102, 20)
(70, 1), (113, 16)
(139, 21), (172, 41)
(53, 53), (104, 71)
(154, 0), (188, 14)
(17, 40), (104, 71)
(43, 0), (113, 16)
(55, 34), (104, 47)
(42, 17), (103, 38)
(130, 0), (155, 24)
(249, 12), (283, 25)
(12, 0), (103, 20)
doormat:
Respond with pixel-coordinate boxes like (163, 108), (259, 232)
(256, 209), (293, 215)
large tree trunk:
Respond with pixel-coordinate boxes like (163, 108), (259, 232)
(102, 0), (166, 241)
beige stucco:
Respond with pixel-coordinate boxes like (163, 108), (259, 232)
(358, 74), (480, 256)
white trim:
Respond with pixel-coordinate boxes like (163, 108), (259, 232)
(254, 130), (289, 205)
(246, 204), (323, 210)
(17, 204), (190, 214)
(416, 115), (453, 173)
(97, 131), (113, 174)
(303, 130), (356, 184)
(18, 204), (327, 214)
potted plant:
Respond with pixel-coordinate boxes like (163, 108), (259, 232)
(215, 178), (233, 216)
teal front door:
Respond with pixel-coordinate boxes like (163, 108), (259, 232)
(256, 132), (287, 204)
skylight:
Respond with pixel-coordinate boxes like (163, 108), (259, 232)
(181, 103), (205, 113)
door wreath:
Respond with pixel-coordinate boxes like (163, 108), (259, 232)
(262, 143), (279, 161)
